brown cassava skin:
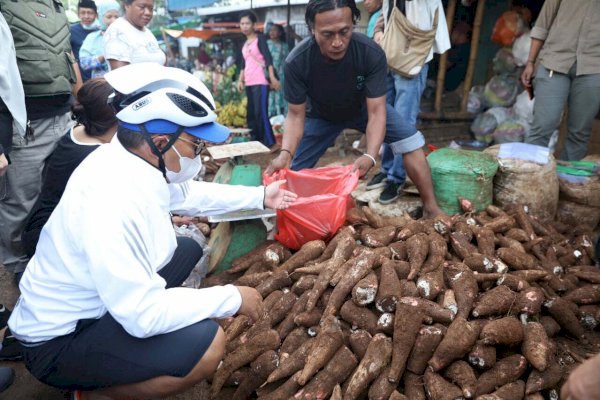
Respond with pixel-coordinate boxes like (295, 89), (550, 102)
(562, 285), (600, 304)
(496, 234), (526, 254)
(211, 329), (280, 396)
(281, 327), (311, 356)
(389, 260), (411, 280)
(524, 393), (544, 400)
(453, 220), (474, 241)
(368, 366), (398, 400)
(232, 350), (279, 400)
(511, 205), (536, 240)
(416, 266), (445, 301)
(475, 354), (528, 396)
(404, 372), (426, 400)
(297, 316), (344, 386)
(422, 232), (448, 273)
(429, 317), (479, 372)
(468, 343), (496, 370)
(323, 252), (377, 319)
(477, 380), (525, 400)
(399, 279), (419, 298)
(295, 309), (324, 328)
(349, 329), (372, 360)
(294, 346), (358, 400)
(262, 290), (285, 312)
(278, 291), (310, 339)
(269, 291), (299, 326)
(388, 390), (408, 400)
(217, 317), (235, 331)
(234, 271), (274, 287)
(397, 220), (428, 240)
(473, 227), (496, 257)
(472, 285), (517, 317)
(280, 240), (327, 272)
(398, 296), (454, 324)
(511, 270), (549, 282)
(496, 274), (530, 291)
(483, 215), (516, 233)
(330, 384), (343, 400)
(406, 232), (429, 280)
(505, 228), (530, 242)
(485, 204), (507, 217)
(388, 303), (424, 383)
(344, 333), (393, 400)
(572, 270), (600, 284)
(340, 300), (379, 335)
(525, 361), (563, 394)
(362, 226), (397, 248)
(496, 248), (538, 271)
(376, 312), (395, 335)
(464, 253), (496, 273)
(306, 227), (355, 267)
(445, 263), (478, 320)
(292, 274), (317, 295)
(444, 360), (477, 399)
(362, 206), (411, 229)
(480, 316), (524, 346)
(424, 369), (464, 400)
(259, 371), (302, 400)
(226, 312), (272, 353)
(256, 269), (292, 298)
(389, 241), (408, 261)
(544, 297), (586, 339)
(225, 315), (251, 343)
(346, 207), (369, 225)
(352, 271), (379, 306)
(474, 272), (504, 283)
(228, 240), (277, 273)
(376, 260), (402, 312)
(406, 325), (444, 374)
(514, 287), (546, 315)
(442, 289), (458, 317)
(267, 337), (315, 383)
(450, 231), (478, 260)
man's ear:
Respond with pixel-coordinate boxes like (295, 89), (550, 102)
(152, 135), (170, 151)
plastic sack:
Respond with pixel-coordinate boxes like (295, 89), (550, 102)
(173, 223), (211, 288)
(512, 30), (531, 67)
(493, 48), (517, 75)
(467, 85), (487, 114)
(491, 10), (525, 46)
(471, 107), (512, 144)
(512, 90), (534, 126)
(493, 120), (527, 144)
(263, 165), (359, 250)
(484, 75), (519, 107)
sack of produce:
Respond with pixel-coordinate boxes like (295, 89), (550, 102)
(428, 148), (499, 215)
(555, 199), (600, 230)
(264, 165), (359, 249)
(492, 48), (517, 76)
(512, 30), (531, 66)
(484, 143), (559, 220)
(467, 85), (487, 114)
(484, 75), (519, 107)
(471, 107), (512, 144)
(493, 120), (527, 144)
(557, 165), (600, 208)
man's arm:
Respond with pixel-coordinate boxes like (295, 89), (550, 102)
(108, 59), (130, 70)
(266, 102), (306, 175)
(353, 95), (386, 177)
(520, 38), (544, 88)
(71, 51), (83, 95)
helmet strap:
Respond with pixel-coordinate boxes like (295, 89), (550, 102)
(138, 124), (186, 179)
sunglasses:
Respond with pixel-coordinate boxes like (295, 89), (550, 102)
(176, 136), (205, 156)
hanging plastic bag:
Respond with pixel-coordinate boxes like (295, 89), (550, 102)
(491, 10), (525, 46)
(173, 223), (211, 288)
(263, 165), (359, 250)
(512, 30), (531, 67)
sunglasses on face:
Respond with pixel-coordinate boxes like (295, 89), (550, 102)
(176, 136), (205, 156)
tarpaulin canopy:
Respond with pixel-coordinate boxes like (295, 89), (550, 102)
(162, 28), (241, 40)
(167, 0), (218, 11)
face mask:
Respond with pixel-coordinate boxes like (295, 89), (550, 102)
(81, 20), (100, 30)
(165, 144), (202, 184)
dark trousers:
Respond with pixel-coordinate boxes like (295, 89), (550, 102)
(246, 85), (275, 147)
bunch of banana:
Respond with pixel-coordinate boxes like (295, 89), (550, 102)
(216, 98), (248, 127)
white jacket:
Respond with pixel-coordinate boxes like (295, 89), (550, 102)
(9, 137), (265, 342)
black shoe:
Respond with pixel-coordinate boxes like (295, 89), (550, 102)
(0, 367), (14, 393)
(366, 172), (388, 190)
(0, 305), (11, 329)
(0, 329), (23, 361)
(379, 181), (404, 205)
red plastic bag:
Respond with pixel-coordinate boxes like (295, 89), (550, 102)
(491, 11), (525, 46)
(263, 165), (359, 250)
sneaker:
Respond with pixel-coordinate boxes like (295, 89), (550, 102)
(365, 172), (388, 190)
(0, 367), (14, 393)
(0, 305), (11, 329)
(378, 181), (404, 205)
(0, 329), (23, 361)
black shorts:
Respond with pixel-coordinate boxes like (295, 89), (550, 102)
(22, 236), (218, 390)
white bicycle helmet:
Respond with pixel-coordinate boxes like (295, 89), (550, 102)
(104, 62), (229, 143)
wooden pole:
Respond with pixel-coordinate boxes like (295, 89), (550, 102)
(460, 0), (485, 113)
(433, 0), (457, 116)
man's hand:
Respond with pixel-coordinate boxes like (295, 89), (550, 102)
(561, 353), (600, 400)
(0, 154), (8, 176)
(235, 286), (264, 323)
(521, 63), (535, 88)
(265, 151), (292, 176)
(352, 154), (375, 178)
(264, 179), (297, 210)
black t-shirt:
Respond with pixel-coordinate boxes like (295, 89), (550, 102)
(23, 129), (100, 235)
(284, 32), (388, 122)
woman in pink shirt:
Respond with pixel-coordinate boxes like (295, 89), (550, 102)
(236, 11), (279, 147)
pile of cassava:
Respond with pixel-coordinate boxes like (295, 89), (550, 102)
(201, 203), (600, 400)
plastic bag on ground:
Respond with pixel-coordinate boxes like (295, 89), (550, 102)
(471, 107), (512, 144)
(493, 120), (527, 144)
(173, 223), (211, 288)
(467, 85), (487, 114)
(512, 90), (534, 126)
(264, 165), (359, 250)
(484, 75), (520, 107)
(512, 30), (531, 66)
(493, 48), (517, 76)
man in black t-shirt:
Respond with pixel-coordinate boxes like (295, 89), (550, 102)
(267, 0), (443, 218)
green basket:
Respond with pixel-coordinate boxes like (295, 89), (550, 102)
(428, 148), (499, 215)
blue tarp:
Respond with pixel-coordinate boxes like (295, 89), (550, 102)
(167, 0), (217, 11)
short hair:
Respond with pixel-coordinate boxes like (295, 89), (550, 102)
(117, 126), (147, 150)
(239, 10), (258, 24)
(78, 0), (97, 11)
(71, 78), (117, 138)
(305, 0), (361, 30)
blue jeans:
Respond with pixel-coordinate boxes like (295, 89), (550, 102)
(291, 103), (425, 171)
(380, 65), (429, 184)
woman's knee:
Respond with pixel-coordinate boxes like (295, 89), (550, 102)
(182, 326), (225, 385)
